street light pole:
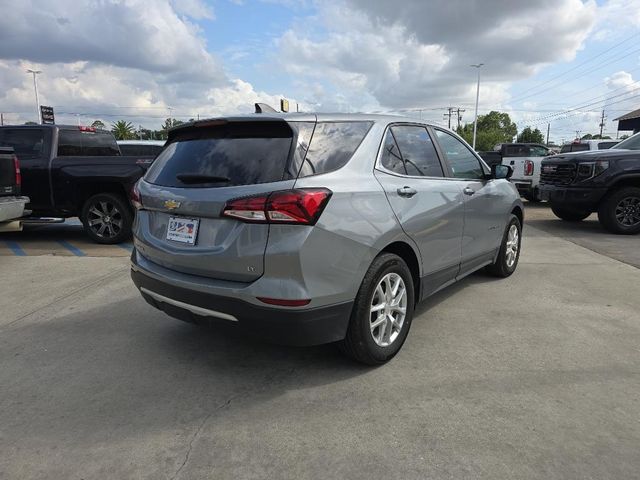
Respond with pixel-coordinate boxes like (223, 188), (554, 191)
(471, 63), (483, 150)
(27, 69), (42, 124)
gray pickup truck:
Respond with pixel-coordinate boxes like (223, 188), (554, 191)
(0, 147), (29, 231)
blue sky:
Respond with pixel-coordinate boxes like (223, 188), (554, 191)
(0, 0), (639, 142)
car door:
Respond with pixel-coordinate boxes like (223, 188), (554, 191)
(432, 128), (505, 277)
(374, 124), (464, 298)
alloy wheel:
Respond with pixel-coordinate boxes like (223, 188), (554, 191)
(615, 196), (640, 227)
(505, 224), (519, 268)
(87, 200), (123, 239)
(370, 272), (407, 347)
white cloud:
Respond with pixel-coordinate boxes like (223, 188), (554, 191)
(170, 0), (215, 20)
(277, 0), (597, 111)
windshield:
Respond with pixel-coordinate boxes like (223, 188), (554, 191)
(613, 133), (640, 150)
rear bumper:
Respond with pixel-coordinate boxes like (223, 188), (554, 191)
(539, 185), (607, 209)
(0, 196), (28, 223)
(511, 180), (534, 195)
(131, 255), (352, 346)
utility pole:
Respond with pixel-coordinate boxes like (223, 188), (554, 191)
(26, 69), (42, 124)
(471, 63), (484, 149)
(0, 113), (3, 126)
(599, 110), (606, 138)
(444, 107), (455, 129)
(575, 130), (581, 140)
(456, 108), (465, 130)
(546, 123), (550, 145)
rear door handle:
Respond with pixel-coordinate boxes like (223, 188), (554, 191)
(463, 187), (475, 196)
(397, 186), (417, 198)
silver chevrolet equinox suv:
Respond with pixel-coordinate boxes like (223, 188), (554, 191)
(131, 113), (523, 364)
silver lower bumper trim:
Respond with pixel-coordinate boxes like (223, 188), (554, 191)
(140, 287), (239, 322)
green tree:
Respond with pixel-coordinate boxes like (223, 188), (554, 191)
(456, 111), (517, 151)
(517, 126), (545, 143)
(111, 120), (135, 140)
(91, 120), (106, 130)
(581, 133), (593, 140)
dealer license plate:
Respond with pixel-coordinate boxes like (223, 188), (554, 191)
(166, 216), (199, 245)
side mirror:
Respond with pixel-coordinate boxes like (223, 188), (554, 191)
(492, 164), (512, 180)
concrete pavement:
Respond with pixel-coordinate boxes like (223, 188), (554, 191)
(0, 223), (639, 479)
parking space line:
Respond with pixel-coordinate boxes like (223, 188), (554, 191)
(3, 241), (27, 256)
(57, 240), (86, 257)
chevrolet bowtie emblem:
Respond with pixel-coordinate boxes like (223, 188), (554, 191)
(164, 199), (181, 210)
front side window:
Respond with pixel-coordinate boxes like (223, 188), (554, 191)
(434, 129), (484, 179)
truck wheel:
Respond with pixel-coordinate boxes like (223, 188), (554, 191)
(486, 214), (521, 278)
(81, 193), (133, 244)
(550, 205), (591, 222)
(597, 187), (640, 235)
(339, 253), (415, 365)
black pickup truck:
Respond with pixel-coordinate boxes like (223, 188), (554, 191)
(539, 132), (640, 234)
(0, 125), (154, 243)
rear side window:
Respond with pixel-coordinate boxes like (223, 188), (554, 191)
(382, 126), (443, 177)
(0, 129), (45, 159)
(145, 122), (294, 187)
(57, 130), (120, 156)
(296, 122), (372, 178)
(380, 130), (405, 174)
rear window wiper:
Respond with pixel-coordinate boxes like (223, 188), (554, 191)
(176, 173), (231, 184)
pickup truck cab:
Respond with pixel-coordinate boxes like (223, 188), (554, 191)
(0, 125), (153, 243)
(0, 146), (29, 229)
(480, 143), (551, 202)
(540, 132), (640, 234)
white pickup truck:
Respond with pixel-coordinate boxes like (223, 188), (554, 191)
(0, 147), (29, 231)
(480, 143), (551, 202)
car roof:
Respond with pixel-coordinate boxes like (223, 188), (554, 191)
(169, 112), (441, 133)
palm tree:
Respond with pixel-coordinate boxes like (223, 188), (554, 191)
(111, 120), (135, 140)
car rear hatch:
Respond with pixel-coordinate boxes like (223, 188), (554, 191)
(0, 147), (19, 196)
(134, 118), (316, 283)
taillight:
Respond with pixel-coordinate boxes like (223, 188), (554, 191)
(131, 181), (143, 209)
(13, 155), (21, 187)
(222, 188), (332, 225)
(524, 160), (534, 176)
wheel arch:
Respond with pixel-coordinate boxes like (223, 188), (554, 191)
(379, 241), (421, 303)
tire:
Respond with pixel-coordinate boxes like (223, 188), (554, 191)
(550, 204), (591, 222)
(486, 214), (521, 278)
(339, 253), (415, 365)
(597, 186), (640, 235)
(80, 193), (133, 244)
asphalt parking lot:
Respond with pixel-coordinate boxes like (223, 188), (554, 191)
(1, 204), (639, 479)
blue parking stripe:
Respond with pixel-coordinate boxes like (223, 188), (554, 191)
(116, 242), (133, 252)
(57, 240), (86, 257)
(4, 241), (27, 256)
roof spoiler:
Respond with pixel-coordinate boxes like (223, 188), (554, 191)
(255, 103), (278, 114)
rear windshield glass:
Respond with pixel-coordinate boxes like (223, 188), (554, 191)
(560, 143), (589, 153)
(0, 128), (45, 159)
(145, 122), (294, 187)
(503, 145), (530, 157)
(614, 133), (640, 150)
(597, 141), (618, 150)
(57, 130), (120, 156)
